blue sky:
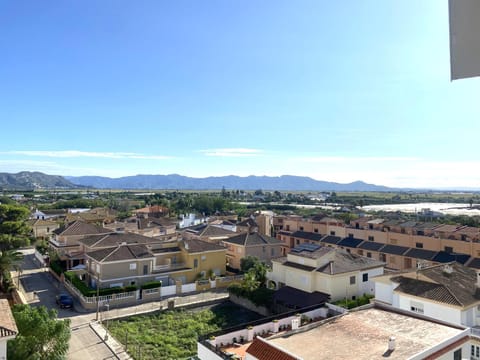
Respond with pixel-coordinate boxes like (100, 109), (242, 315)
(1, 1), (479, 189)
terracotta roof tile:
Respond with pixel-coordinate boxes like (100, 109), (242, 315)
(0, 299), (17, 338)
(247, 337), (300, 360)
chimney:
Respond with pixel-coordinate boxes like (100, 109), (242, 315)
(388, 337), (396, 351)
(329, 261), (334, 275)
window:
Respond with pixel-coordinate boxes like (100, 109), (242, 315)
(415, 242), (423, 249)
(390, 256), (396, 264)
(286, 225), (290, 231)
(348, 233), (354, 238)
(349, 276), (356, 285)
(346, 248), (351, 253)
(271, 248), (275, 256)
(410, 301), (424, 314)
(461, 234), (467, 241)
(368, 224), (373, 230)
(380, 253), (386, 262)
(201, 255), (206, 261)
(194, 259), (198, 268)
(314, 228), (318, 233)
(358, 250), (364, 256)
(262, 246), (266, 253)
(129, 263), (136, 270)
(444, 246), (453, 253)
(362, 273), (368, 282)
(471, 345), (480, 359)
(330, 231), (336, 236)
(299, 226), (304, 231)
(352, 296), (356, 300)
(143, 265), (148, 275)
(368, 236), (374, 241)
(367, 252), (372, 258)
(355, 223), (360, 229)
(296, 239), (300, 245)
(453, 348), (461, 360)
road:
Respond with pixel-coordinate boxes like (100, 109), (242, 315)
(15, 248), (230, 360)
(17, 249), (121, 359)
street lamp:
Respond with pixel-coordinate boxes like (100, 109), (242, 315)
(104, 303), (110, 341)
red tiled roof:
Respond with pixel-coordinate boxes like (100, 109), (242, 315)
(246, 338), (300, 360)
(0, 299), (17, 338)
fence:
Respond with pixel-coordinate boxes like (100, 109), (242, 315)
(64, 274), (243, 310)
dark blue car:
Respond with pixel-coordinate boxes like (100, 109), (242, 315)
(56, 294), (74, 309)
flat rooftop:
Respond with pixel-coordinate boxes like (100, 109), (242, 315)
(268, 308), (463, 360)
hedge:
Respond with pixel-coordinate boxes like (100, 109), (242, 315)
(50, 261), (63, 276)
(64, 271), (137, 297)
(141, 281), (162, 290)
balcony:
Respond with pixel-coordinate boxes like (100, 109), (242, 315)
(152, 262), (188, 273)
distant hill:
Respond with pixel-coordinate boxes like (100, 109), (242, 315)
(66, 174), (392, 191)
(0, 171), (77, 190)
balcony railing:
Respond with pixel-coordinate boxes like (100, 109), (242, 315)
(152, 262), (187, 273)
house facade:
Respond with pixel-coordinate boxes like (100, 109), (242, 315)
(268, 244), (385, 301)
(84, 238), (226, 289)
(222, 231), (283, 270)
(49, 220), (112, 269)
(374, 262), (480, 327)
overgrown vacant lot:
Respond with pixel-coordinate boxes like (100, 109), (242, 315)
(108, 301), (262, 360)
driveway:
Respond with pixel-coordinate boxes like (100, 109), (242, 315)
(17, 249), (119, 359)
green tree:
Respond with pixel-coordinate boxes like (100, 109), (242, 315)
(240, 256), (268, 288)
(8, 305), (71, 360)
(0, 249), (23, 289)
(0, 204), (31, 250)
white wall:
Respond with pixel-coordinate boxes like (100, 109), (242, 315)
(197, 342), (225, 360)
(359, 267), (384, 296)
(374, 280), (395, 304)
(0, 339), (7, 360)
(397, 294), (462, 326)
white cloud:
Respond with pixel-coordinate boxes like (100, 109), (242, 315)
(4, 150), (172, 160)
(199, 148), (263, 157)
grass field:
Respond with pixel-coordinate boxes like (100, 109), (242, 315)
(108, 301), (263, 360)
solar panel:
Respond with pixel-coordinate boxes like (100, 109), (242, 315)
(291, 243), (321, 252)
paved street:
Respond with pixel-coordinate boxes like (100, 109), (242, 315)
(15, 248), (230, 360)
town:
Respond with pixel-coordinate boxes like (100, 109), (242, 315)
(2, 188), (480, 359)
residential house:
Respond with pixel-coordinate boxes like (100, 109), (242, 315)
(178, 213), (208, 228)
(182, 223), (237, 244)
(0, 299), (17, 360)
(222, 230), (283, 270)
(27, 218), (60, 239)
(199, 305), (470, 360)
(84, 238), (226, 289)
(49, 220), (112, 269)
(374, 262), (480, 327)
(31, 208), (67, 221)
(64, 207), (117, 224)
(236, 217), (258, 234)
(133, 205), (169, 218)
(104, 217), (177, 238)
(268, 244), (385, 301)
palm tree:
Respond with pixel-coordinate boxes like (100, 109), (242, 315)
(0, 249), (24, 289)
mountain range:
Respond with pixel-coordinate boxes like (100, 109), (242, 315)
(0, 171), (392, 191)
(67, 174), (392, 191)
(0, 171), (76, 190)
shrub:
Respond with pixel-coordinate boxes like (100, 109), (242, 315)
(141, 281), (162, 290)
(124, 285), (138, 292)
(50, 261), (63, 276)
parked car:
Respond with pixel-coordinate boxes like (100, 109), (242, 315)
(56, 294), (73, 309)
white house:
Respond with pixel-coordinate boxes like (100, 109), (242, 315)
(268, 243), (385, 301)
(0, 299), (18, 360)
(374, 262), (480, 327)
